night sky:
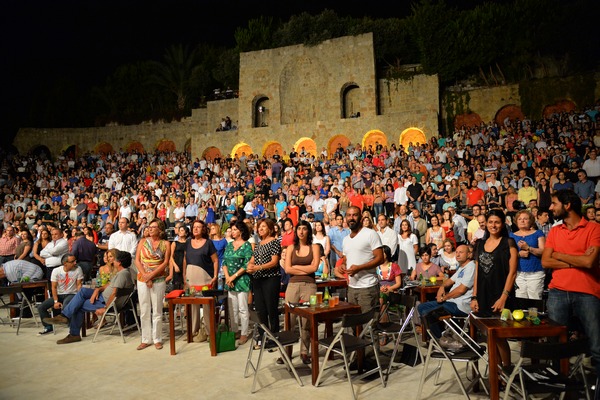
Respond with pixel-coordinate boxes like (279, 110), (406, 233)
(2, 0), (493, 150)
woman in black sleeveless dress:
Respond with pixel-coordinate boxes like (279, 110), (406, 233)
(471, 209), (518, 367)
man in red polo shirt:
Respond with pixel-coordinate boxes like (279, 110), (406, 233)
(542, 189), (600, 392)
(466, 179), (485, 208)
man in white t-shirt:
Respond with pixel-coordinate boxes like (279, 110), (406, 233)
(338, 206), (383, 314)
(37, 253), (83, 335)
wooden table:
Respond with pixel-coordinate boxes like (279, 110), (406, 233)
(168, 296), (218, 356)
(469, 314), (568, 400)
(9, 280), (49, 318)
(284, 301), (361, 385)
(412, 283), (441, 304)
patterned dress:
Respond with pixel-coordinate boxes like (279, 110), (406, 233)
(222, 241), (252, 292)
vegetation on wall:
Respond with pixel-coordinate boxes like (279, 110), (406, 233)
(443, 91), (472, 134)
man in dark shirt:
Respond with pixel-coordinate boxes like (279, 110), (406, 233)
(71, 231), (97, 281)
(407, 175), (424, 213)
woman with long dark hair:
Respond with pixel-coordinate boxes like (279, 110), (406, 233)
(471, 209), (518, 367)
(283, 220), (319, 364)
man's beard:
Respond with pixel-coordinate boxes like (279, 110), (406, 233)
(348, 219), (359, 231)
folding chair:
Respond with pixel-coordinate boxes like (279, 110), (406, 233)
(244, 309), (303, 393)
(373, 292), (423, 384)
(0, 285), (39, 335)
(416, 307), (488, 399)
(92, 286), (140, 343)
(315, 308), (385, 400)
(502, 338), (591, 400)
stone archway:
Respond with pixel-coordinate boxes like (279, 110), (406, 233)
(202, 146), (222, 160)
(542, 99), (577, 118)
(95, 142), (114, 155)
(399, 128), (426, 153)
(327, 134), (351, 157)
(293, 137), (317, 156)
(231, 143), (253, 159)
(184, 139), (191, 155)
(262, 141), (283, 159)
(30, 145), (51, 160)
(156, 139), (176, 152)
(126, 141), (145, 153)
(62, 144), (78, 158)
(454, 112), (483, 129)
(362, 130), (388, 151)
(495, 104), (525, 127)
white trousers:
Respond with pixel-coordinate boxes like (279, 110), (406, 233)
(515, 271), (545, 300)
(227, 290), (249, 336)
(137, 280), (166, 344)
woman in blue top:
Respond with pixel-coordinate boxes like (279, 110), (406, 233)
(508, 210), (546, 299)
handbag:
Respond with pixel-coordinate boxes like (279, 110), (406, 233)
(216, 323), (236, 353)
(193, 317), (208, 342)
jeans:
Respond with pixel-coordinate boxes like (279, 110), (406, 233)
(373, 203), (384, 219)
(417, 301), (467, 338)
(547, 289), (600, 375)
(38, 294), (76, 329)
(61, 288), (105, 336)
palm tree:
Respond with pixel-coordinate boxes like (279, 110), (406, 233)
(150, 44), (203, 111)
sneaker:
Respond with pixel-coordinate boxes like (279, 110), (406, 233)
(38, 326), (54, 335)
(57, 334), (81, 344)
(43, 314), (69, 326)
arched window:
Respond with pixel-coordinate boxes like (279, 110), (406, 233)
(341, 83), (361, 119)
(253, 95), (270, 128)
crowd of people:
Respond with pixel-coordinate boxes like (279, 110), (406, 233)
(0, 105), (599, 389)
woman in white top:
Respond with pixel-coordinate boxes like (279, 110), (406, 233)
(425, 215), (446, 249)
(312, 220), (330, 260)
(397, 219), (418, 274)
(438, 238), (458, 271)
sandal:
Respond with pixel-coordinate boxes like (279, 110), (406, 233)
(379, 334), (389, 347)
(155, 342), (163, 350)
(238, 335), (248, 345)
(300, 354), (312, 365)
(137, 343), (152, 351)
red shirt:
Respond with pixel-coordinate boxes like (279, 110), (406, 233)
(546, 218), (600, 298)
(466, 187), (485, 207)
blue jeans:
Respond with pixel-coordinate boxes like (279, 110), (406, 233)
(38, 293), (76, 329)
(547, 289), (600, 375)
(417, 301), (467, 338)
(373, 203), (384, 219)
(61, 287), (106, 336)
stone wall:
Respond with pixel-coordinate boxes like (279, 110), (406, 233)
(14, 33), (439, 158)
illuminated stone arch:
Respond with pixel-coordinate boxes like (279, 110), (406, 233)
(95, 142), (114, 155)
(202, 146), (222, 160)
(327, 135), (351, 157)
(495, 104), (525, 127)
(125, 141), (145, 153)
(454, 112), (483, 129)
(231, 143), (253, 159)
(156, 139), (176, 152)
(399, 127), (426, 153)
(361, 130), (388, 151)
(293, 137), (317, 156)
(542, 99), (577, 118)
(62, 144), (79, 158)
(262, 141), (283, 159)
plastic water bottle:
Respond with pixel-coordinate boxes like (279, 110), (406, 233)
(217, 272), (224, 290)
